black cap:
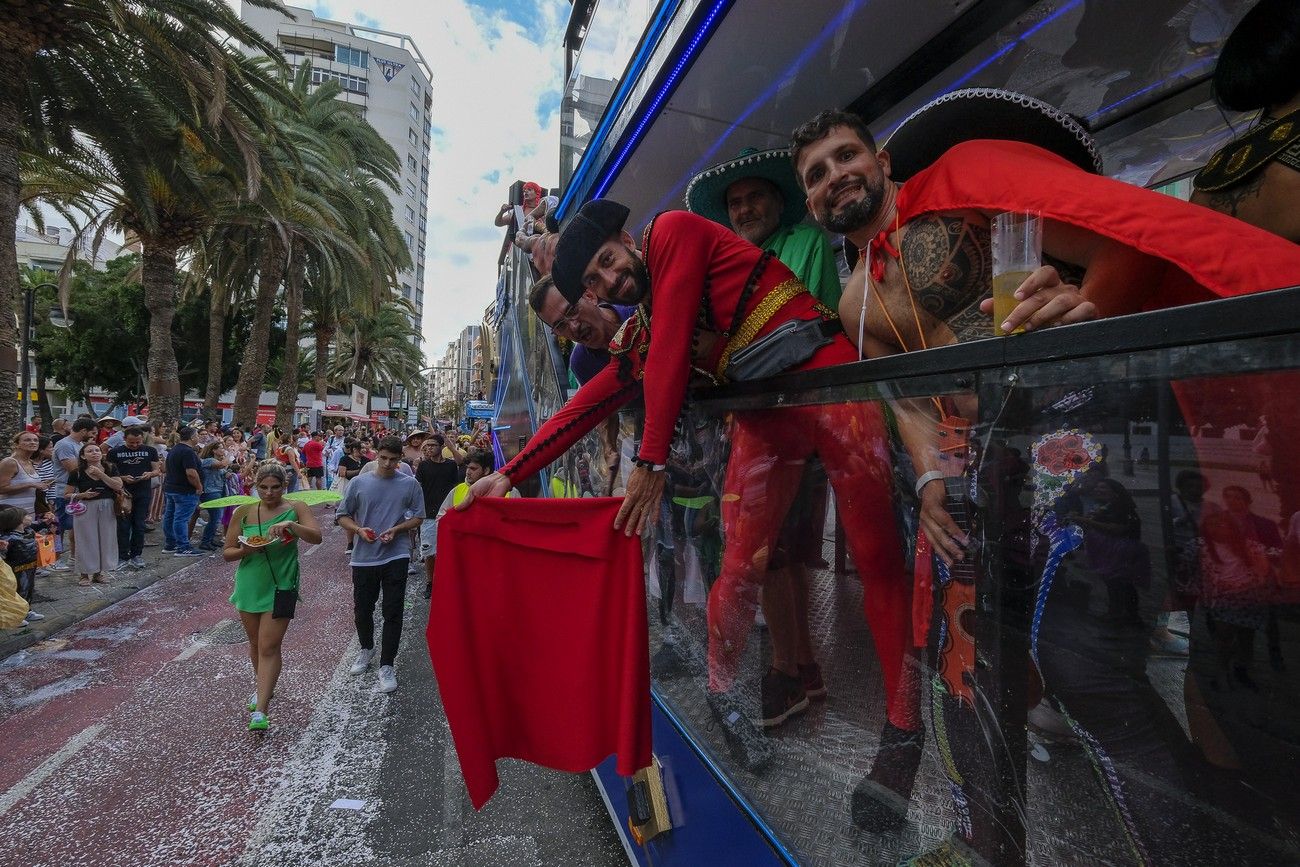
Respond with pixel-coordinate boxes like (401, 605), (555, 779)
(552, 199), (630, 303)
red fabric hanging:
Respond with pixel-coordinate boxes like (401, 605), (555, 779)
(427, 496), (651, 810)
(895, 140), (1300, 307)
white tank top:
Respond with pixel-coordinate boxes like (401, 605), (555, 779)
(0, 457), (40, 515)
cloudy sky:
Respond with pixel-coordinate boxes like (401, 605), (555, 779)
(239, 0), (570, 358)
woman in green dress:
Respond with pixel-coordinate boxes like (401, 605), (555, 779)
(223, 463), (322, 731)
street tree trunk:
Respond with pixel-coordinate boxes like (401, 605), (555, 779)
(203, 280), (229, 416)
(141, 242), (183, 424)
(274, 241), (304, 431)
(35, 366), (53, 429)
(232, 236), (285, 428)
(314, 317), (334, 404)
(0, 50), (29, 439)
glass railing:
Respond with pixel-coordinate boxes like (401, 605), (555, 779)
(534, 282), (1300, 865)
(559, 0), (660, 189)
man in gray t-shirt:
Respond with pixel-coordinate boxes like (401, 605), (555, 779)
(336, 437), (424, 694)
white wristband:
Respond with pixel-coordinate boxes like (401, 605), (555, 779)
(915, 470), (945, 496)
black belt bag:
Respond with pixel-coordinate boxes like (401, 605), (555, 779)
(724, 318), (839, 382)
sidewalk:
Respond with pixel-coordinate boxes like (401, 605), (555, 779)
(1, 520), (222, 661)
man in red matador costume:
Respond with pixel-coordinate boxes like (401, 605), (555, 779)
(460, 196), (917, 784)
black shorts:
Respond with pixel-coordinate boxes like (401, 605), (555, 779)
(306, 467), (324, 479)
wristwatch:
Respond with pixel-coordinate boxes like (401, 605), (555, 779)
(633, 457), (667, 472)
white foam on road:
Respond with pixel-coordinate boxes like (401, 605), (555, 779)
(171, 639), (209, 662)
(236, 638), (389, 867)
(7, 671), (97, 710)
(0, 723), (105, 818)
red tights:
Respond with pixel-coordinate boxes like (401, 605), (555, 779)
(706, 398), (917, 730)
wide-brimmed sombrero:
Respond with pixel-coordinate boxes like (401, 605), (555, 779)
(885, 88), (1102, 182)
(684, 147), (807, 230)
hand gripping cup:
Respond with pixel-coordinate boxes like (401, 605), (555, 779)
(990, 212), (1042, 335)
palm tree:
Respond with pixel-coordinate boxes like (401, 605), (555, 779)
(334, 302), (425, 393)
(230, 64), (408, 428)
(2, 2), (291, 429)
(182, 224), (260, 416)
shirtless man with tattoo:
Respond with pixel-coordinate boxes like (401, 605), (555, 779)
(791, 108), (1122, 561)
(791, 91), (1300, 850)
(792, 94), (1300, 566)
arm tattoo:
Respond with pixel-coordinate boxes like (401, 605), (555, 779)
(900, 215), (991, 325)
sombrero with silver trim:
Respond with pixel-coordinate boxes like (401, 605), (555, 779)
(684, 147), (807, 230)
(885, 88), (1103, 183)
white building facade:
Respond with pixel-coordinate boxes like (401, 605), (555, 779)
(239, 4), (432, 340)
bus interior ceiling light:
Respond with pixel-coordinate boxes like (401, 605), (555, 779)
(878, 0), (1086, 141)
(1086, 56), (1216, 122)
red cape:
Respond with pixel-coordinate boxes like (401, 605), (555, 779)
(896, 140), (1300, 308)
(428, 497), (651, 809)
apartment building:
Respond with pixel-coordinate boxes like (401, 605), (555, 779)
(240, 4), (432, 342)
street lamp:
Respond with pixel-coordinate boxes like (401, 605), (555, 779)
(20, 283), (72, 426)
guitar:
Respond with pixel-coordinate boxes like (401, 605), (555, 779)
(933, 412), (978, 709)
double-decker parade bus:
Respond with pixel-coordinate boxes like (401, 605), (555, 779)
(487, 0), (1300, 863)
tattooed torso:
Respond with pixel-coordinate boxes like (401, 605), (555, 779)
(839, 211), (1088, 352)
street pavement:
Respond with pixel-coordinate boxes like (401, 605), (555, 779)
(0, 514), (628, 867)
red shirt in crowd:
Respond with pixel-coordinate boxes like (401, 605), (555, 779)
(302, 438), (325, 469)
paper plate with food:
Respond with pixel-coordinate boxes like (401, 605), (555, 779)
(238, 534), (275, 549)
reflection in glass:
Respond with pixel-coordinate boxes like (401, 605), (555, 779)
(560, 0), (657, 188)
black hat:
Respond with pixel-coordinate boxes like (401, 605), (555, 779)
(885, 88), (1102, 183)
(552, 199), (630, 304)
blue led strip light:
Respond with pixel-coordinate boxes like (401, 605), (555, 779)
(589, 0), (735, 201)
(877, 0), (1086, 141)
(557, 0), (687, 221)
(1087, 56), (1216, 121)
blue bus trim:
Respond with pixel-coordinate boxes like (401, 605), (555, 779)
(557, 0), (687, 220)
(650, 690), (799, 866)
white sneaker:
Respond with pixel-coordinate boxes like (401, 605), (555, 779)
(378, 665), (398, 693)
(349, 648), (374, 675)
(24, 610), (46, 622)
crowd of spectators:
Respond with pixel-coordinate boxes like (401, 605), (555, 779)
(0, 411), (495, 629)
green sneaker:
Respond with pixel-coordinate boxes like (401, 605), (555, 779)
(248, 711), (269, 732)
(247, 693), (258, 712)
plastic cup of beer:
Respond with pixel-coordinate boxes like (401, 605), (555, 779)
(990, 212), (1042, 336)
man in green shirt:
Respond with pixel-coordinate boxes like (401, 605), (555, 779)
(685, 146), (842, 308)
(685, 148), (840, 730)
